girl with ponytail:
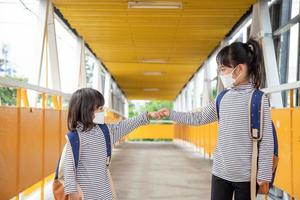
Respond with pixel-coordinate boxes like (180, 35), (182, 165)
(216, 38), (264, 89)
(157, 38), (274, 200)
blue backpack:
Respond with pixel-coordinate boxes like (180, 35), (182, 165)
(53, 124), (111, 199)
(216, 89), (279, 195)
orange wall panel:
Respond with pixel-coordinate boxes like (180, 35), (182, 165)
(210, 123), (218, 156)
(0, 107), (18, 199)
(127, 124), (174, 140)
(1, 106), (299, 199)
(44, 110), (61, 176)
(205, 125), (210, 155)
(271, 109), (293, 195)
(292, 109), (300, 199)
(19, 108), (43, 192)
(60, 111), (68, 151)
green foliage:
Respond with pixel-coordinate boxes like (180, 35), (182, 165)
(0, 87), (16, 106)
(129, 100), (173, 118)
(212, 87), (217, 99)
(0, 76), (28, 106)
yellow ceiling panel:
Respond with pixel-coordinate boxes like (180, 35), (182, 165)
(53, 0), (255, 100)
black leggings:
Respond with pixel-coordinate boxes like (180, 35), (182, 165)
(211, 175), (258, 200)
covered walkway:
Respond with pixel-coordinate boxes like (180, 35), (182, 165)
(0, 0), (300, 200)
(110, 142), (211, 200)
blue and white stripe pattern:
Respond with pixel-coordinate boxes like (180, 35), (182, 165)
(170, 83), (274, 183)
(63, 113), (149, 199)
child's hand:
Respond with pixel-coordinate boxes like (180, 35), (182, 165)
(69, 192), (81, 200)
(147, 111), (160, 120)
(157, 108), (170, 118)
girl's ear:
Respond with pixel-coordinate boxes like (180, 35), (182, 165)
(238, 64), (246, 73)
(232, 64), (245, 79)
(238, 64), (250, 80)
(241, 64), (249, 77)
(231, 64), (241, 78)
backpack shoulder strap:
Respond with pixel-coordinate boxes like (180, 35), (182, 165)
(216, 89), (229, 120)
(250, 89), (264, 140)
(54, 145), (66, 180)
(67, 131), (81, 169)
(249, 89), (265, 199)
(272, 123), (279, 156)
(98, 124), (112, 164)
(54, 131), (80, 180)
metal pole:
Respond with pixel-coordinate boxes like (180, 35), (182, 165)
(278, 0), (291, 106)
(203, 63), (212, 106)
(194, 72), (201, 109)
(93, 60), (103, 92)
(77, 38), (87, 88)
(47, 2), (61, 91)
(186, 83), (192, 112)
(104, 73), (112, 108)
(250, 0), (283, 108)
(37, 0), (50, 86)
(182, 90), (186, 112)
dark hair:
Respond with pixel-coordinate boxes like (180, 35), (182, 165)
(216, 38), (264, 88)
(68, 88), (105, 132)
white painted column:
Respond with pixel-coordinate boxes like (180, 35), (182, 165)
(77, 38), (86, 88)
(250, 0), (283, 108)
(184, 90), (188, 111)
(47, 2), (61, 90)
(186, 84), (192, 111)
(194, 72), (202, 109)
(175, 96), (178, 112)
(92, 60), (103, 92)
(202, 64), (212, 106)
(124, 98), (129, 118)
(36, 0), (49, 86)
(182, 92), (186, 112)
(104, 73), (112, 108)
(179, 95), (183, 112)
(217, 41), (228, 94)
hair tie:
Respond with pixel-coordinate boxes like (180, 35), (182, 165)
(248, 43), (254, 52)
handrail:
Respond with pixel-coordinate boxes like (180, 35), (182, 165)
(0, 76), (72, 99)
(0, 76), (127, 117)
(261, 81), (300, 94)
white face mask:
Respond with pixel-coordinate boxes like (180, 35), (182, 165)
(93, 112), (105, 124)
(219, 67), (240, 88)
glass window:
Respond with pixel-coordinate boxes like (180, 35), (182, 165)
(85, 49), (96, 88)
(287, 23), (299, 83)
(291, 0), (300, 19)
(0, 0), (39, 84)
(287, 0), (300, 83)
(55, 17), (80, 94)
(0, 1), (45, 107)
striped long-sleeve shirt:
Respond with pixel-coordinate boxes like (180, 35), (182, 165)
(170, 83), (274, 183)
(63, 113), (150, 199)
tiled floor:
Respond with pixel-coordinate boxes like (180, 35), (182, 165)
(110, 142), (212, 200)
(21, 141), (274, 200)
